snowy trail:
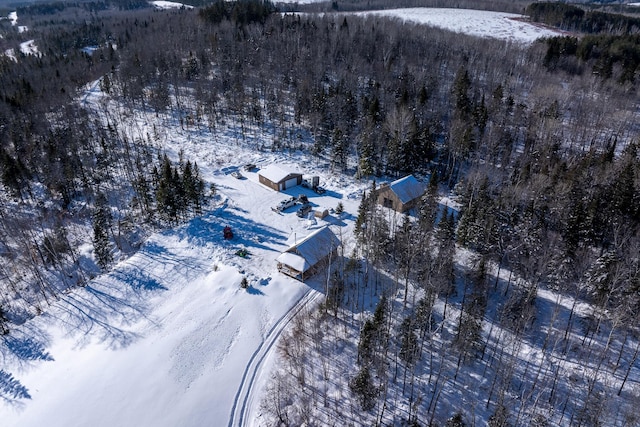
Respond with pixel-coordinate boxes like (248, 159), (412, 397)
(229, 288), (321, 427)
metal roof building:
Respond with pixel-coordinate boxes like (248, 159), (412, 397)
(276, 226), (340, 282)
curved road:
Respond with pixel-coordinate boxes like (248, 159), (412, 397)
(228, 288), (321, 427)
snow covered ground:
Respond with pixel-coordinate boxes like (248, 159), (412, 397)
(150, 1), (194, 10)
(275, 0), (328, 3)
(1, 78), (367, 427)
(19, 40), (40, 57)
(0, 8), (620, 426)
(8, 11), (17, 25)
(4, 48), (16, 62)
(356, 8), (563, 43)
(2, 228), (308, 427)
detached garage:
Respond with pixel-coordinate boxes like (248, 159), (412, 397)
(258, 164), (303, 192)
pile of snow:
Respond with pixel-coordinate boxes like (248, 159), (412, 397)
(356, 8), (563, 43)
(150, 1), (194, 10)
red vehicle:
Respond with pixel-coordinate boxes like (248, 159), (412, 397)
(223, 226), (233, 240)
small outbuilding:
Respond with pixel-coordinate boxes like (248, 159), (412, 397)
(258, 164), (303, 192)
(276, 226), (340, 282)
(376, 175), (425, 213)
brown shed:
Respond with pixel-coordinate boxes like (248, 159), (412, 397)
(258, 164), (303, 191)
(376, 175), (425, 213)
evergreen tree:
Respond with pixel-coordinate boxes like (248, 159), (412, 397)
(193, 162), (206, 215)
(488, 405), (512, 427)
(446, 413), (467, 427)
(331, 127), (348, 171)
(399, 315), (419, 366)
(93, 192), (113, 270)
(0, 305), (9, 335)
(452, 66), (472, 117)
(349, 365), (377, 411)
(355, 181), (376, 245)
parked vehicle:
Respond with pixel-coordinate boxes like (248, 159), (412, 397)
(301, 175), (324, 194)
(297, 204), (312, 218)
(243, 163), (256, 171)
(273, 197), (297, 212)
(231, 171), (243, 179)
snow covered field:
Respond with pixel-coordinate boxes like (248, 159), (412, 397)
(357, 8), (563, 43)
(1, 78), (366, 427)
(150, 1), (194, 10)
(275, 0), (327, 3)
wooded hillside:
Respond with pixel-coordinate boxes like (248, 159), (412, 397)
(0, 1), (638, 424)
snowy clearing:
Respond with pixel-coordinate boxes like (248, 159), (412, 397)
(1, 77), (367, 427)
(274, 0), (328, 3)
(4, 48), (16, 62)
(19, 40), (40, 57)
(356, 8), (563, 43)
(150, 1), (194, 10)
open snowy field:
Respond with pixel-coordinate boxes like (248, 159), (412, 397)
(1, 81), (366, 427)
(150, 1), (194, 10)
(275, 0), (327, 3)
(357, 8), (563, 43)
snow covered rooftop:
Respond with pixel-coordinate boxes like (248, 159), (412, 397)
(276, 251), (309, 273)
(277, 226), (340, 273)
(259, 164), (301, 184)
(389, 175), (425, 204)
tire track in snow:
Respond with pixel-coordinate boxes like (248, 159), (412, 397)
(228, 288), (320, 427)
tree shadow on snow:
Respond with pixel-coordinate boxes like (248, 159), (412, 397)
(246, 285), (265, 296)
(0, 370), (31, 404)
(2, 335), (54, 362)
(184, 208), (287, 254)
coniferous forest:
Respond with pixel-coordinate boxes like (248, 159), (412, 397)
(0, 0), (639, 425)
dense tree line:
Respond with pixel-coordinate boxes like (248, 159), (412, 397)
(17, 0), (152, 16)
(198, 0), (275, 26)
(527, 2), (640, 35)
(530, 3), (640, 83)
(544, 33), (640, 84)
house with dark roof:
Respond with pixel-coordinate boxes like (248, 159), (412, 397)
(276, 226), (340, 282)
(375, 175), (425, 213)
(258, 164), (303, 191)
